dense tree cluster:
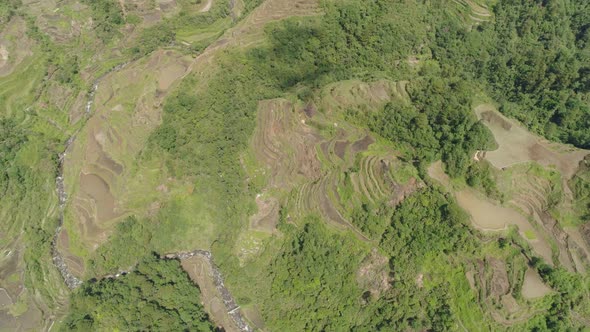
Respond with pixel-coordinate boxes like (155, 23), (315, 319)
(0, 118), (27, 194)
(263, 188), (473, 331)
(380, 188), (472, 270)
(62, 255), (214, 331)
(433, 0), (590, 148)
(89, 217), (152, 276)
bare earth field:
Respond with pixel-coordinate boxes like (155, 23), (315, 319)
(521, 268), (551, 300)
(475, 104), (588, 178)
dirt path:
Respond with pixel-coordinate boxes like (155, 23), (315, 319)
(200, 0), (213, 12)
(118, 0), (127, 16)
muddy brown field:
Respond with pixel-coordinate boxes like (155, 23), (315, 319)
(475, 104), (588, 178)
(521, 268), (551, 300)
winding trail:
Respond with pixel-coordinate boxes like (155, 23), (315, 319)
(200, 0), (213, 12)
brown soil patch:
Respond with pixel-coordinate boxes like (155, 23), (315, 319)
(488, 258), (510, 299)
(320, 186), (348, 227)
(249, 195), (279, 233)
(252, 98), (387, 241)
(351, 135), (374, 154)
(200, 0), (213, 12)
(252, 98), (322, 188)
(357, 249), (390, 299)
(475, 104), (589, 178)
(57, 230), (85, 277)
(303, 103), (317, 118)
(456, 190), (553, 263)
(79, 173), (118, 222)
(501, 294), (520, 314)
(157, 62), (186, 91)
(427, 160), (450, 186)
(242, 306), (265, 330)
(65, 50), (191, 258)
(0, 17), (34, 77)
(181, 256), (240, 332)
(0, 246), (20, 285)
(565, 226), (590, 273)
(521, 268), (551, 300)
(0, 45), (8, 69)
(334, 141), (348, 160)
(0, 288), (12, 307)
(504, 167), (581, 272)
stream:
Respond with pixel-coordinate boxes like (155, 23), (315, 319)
(50, 62), (252, 332)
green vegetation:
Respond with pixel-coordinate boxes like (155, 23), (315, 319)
(0, 0), (20, 27)
(2, 0), (590, 330)
(433, 0), (590, 148)
(263, 218), (368, 330)
(380, 188), (472, 270)
(81, 0), (124, 41)
(89, 217), (151, 276)
(466, 161), (503, 201)
(62, 255), (214, 331)
(226, 190), (478, 330)
(130, 24), (176, 56)
(532, 262), (590, 330)
(143, 0), (590, 329)
(0, 118), (27, 192)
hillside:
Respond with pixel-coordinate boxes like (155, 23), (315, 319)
(0, 0), (589, 330)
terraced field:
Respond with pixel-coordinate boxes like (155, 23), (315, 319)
(451, 0), (492, 26)
(429, 101), (590, 325)
(61, 50), (192, 275)
(2, 0), (590, 330)
(247, 80), (420, 243)
(428, 161), (554, 264)
(474, 105), (590, 271)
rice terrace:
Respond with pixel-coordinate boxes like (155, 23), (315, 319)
(1, 0), (590, 330)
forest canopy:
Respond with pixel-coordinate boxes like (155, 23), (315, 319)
(61, 255), (214, 331)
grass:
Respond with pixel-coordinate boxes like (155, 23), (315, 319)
(150, 192), (220, 252)
(176, 17), (231, 43)
(0, 52), (46, 118)
(524, 230), (537, 240)
(423, 254), (492, 331)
